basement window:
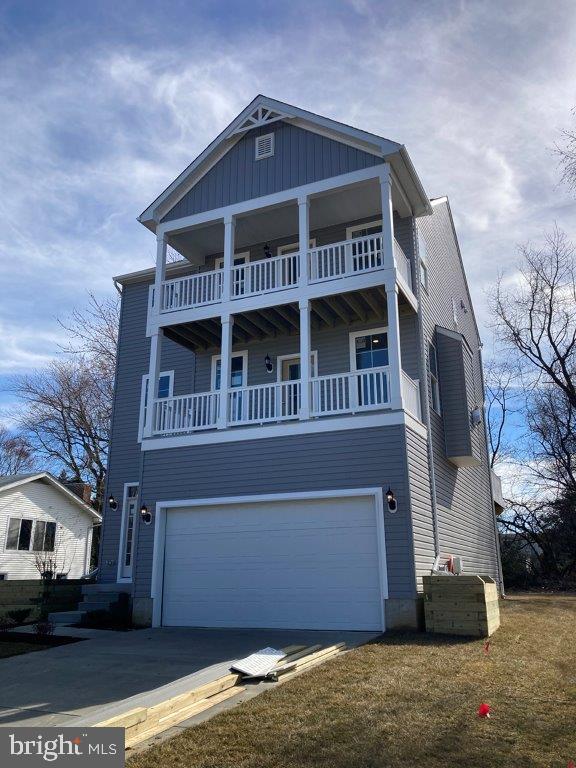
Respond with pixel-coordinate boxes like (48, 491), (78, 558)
(255, 133), (274, 160)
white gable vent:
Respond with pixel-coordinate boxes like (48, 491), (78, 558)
(255, 132), (274, 160)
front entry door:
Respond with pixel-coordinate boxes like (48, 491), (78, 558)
(120, 485), (139, 581)
(279, 354), (317, 416)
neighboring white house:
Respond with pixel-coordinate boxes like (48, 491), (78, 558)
(0, 473), (101, 580)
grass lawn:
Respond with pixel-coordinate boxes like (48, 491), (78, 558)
(0, 641), (53, 659)
(129, 594), (576, 768)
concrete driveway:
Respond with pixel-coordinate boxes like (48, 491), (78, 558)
(0, 627), (378, 727)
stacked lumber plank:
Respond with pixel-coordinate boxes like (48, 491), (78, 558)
(94, 673), (244, 748)
(423, 575), (500, 637)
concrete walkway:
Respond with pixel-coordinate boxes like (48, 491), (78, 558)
(0, 627), (379, 727)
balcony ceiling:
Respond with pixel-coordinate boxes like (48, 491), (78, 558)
(169, 177), (387, 265)
(164, 287), (412, 352)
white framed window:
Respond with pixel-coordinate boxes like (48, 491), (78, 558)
(5, 518), (56, 553)
(211, 351), (248, 390)
(276, 352), (318, 382)
(277, 239), (316, 256)
(349, 328), (389, 372)
(138, 370), (174, 441)
(214, 251), (250, 270)
(255, 132), (275, 160)
(428, 342), (441, 414)
(346, 220), (383, 240)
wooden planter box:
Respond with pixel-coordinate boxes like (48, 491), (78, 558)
(423, 575), (500, 637)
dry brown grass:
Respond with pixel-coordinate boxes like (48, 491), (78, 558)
(129, 594), (576, 768)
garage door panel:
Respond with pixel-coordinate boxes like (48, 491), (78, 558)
(161, 496), (383, 631)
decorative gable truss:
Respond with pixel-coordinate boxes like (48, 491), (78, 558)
(231, 106), (292, 136)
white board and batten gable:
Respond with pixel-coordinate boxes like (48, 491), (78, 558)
(0, 473), (101, 581)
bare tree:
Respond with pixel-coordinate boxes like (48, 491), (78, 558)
(484, 358), (521, 468)
(33, 533), (74, 580)
(557, 107), (576, 194)
(493, 227), (576, 409)
(0, 426), (35, 475)
(16, 358), (110, 510)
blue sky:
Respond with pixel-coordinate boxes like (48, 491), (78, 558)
(0, 0), (575, 423)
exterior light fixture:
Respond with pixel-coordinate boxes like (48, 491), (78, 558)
(265, 354), (273, 373)
(140, 504), (152, 525)
(386, 487), (397, 513)
(108, 495), (118, 511)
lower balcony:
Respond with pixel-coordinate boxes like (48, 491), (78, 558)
(150, 368), (421, 437)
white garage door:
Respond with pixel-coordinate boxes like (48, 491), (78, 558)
(161, 495), (384, 631)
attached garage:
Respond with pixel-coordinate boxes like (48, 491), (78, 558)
(154, 491), (386, 631)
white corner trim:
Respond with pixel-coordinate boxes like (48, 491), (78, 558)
(150, 486), (388, 629)
(142, 409), (426, 451)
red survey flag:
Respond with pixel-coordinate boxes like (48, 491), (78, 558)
(477, 703), (491, 718)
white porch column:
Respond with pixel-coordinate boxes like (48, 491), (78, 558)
(144, 328), (164, 437)
(217, 314), (234, 429)
(386, 285), (403, 411)
(298, 196), (310, 288)
(299, 299), (311, 420)
(380, 165), (396, 270)
(222, 215), (235, 302)
(154, 233), (168, 315)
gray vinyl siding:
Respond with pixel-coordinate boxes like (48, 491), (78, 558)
(133, 426), (417, 603)
(162, 122), (383, 222)
(405, 427), (436, 588)
(99, 281), (195, 583)
(417, 200), (500, 581)
(436, 330), (474, 461)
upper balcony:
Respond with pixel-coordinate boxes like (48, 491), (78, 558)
(148, 165), (417, 332)
(158, 233), (413, 316)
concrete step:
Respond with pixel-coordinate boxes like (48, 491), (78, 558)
(48, 610), (86, 625)
(82, 583), (133, 596)
(78, 599), (119, 612)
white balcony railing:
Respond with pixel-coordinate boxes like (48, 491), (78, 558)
(308, 234), (383, 283)
(231, 253), (299, 299)
(401, 371), (421, 420)
(161, 270), (222, 312)
(394, 240), (413, 291)
(149, 368), (421, 436)
(310, 367), (390, 416)
(157, 233), (415, 313)
(227, 381), (301, 425)
(153, 391), (219, 434)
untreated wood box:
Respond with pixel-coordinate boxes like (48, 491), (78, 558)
(423, 575), (500, 637)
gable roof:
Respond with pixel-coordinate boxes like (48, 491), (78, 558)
(0, 473), (101, 521)
(138, 95), (431, 230)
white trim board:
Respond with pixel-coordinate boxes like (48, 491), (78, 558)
(150, 487), (388, 630)
(116, 482), (139, 584)
(142, 409), (427, 451)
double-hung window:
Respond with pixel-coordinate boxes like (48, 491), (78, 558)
(6, 518), (56, 552)
(139, 370), (174, 440)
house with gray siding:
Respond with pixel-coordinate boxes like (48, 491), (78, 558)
(99, 95), (502, 631)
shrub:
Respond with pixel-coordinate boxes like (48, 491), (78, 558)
(33, 619), (55, 636)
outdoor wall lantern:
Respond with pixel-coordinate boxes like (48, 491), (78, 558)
(108, 495), (118, 511)
(265, 354), (274, 374)
(386, 487), (397, 513)
(140, 504), (152, 526)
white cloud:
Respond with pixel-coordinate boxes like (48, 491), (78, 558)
(0, 0), (575, 397)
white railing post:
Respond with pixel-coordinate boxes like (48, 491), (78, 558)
(222, 215), (235, 302)
(144, 328), (164, 437)
(380, 165), (396, 271)
(154, 233), (168, 315)
(299, 298), (311, 420)
(386, 285), (403, 410)
(217, 314), (233, 429)
(298, 196), (309, 288)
